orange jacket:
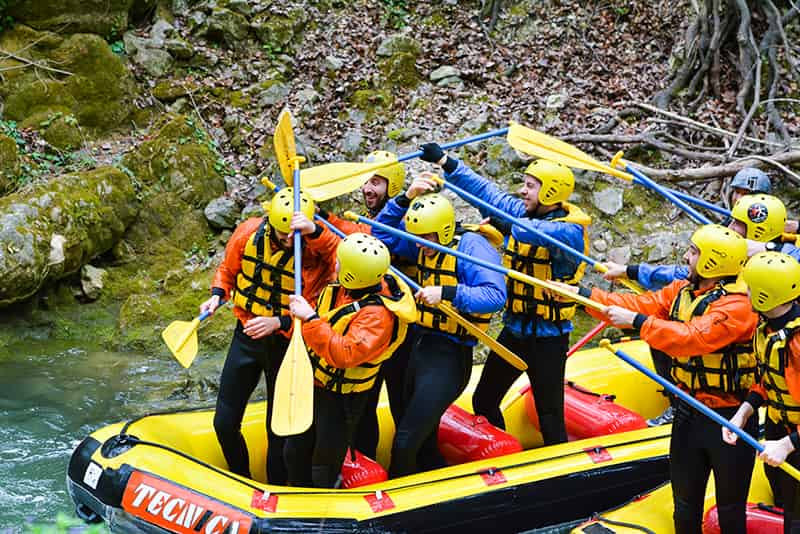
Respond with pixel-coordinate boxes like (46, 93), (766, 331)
(588, 279), (759, 407)
(211, 217), (339, 336)
(324, 211), (373, 236)
(302, 279), (396, 369)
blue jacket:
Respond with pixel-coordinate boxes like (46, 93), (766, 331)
(444, 158), (586, 338)
(373, 194), (507, 344)
(780, 242), (800, 262)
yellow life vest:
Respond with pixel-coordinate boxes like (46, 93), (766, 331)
(501, 202), (591, 322)
(415, 236), (492, 338)
(668, 278), (758, 396)
(756, 315), (800, 426)
(231, 220), (294, 317)
(310, 274), (415, 394)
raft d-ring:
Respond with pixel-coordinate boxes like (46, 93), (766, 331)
(375, 490), (383, 500)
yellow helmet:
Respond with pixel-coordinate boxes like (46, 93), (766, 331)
(404, 193), (456, 244)
(337, 233), (391, 289)
(742, 252), (800, 312)
(268, 187), (315, 234)
(689, 224), (748, 278)
(364, 150), (406, 197)
(730, 194), (787, 242)
(525, 159), (574, 205)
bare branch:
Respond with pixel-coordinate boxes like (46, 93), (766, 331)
(619, 151), (800, 183)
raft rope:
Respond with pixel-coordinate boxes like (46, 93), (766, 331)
(110, 420), (670, 496)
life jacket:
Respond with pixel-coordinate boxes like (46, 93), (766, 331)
(501, 202), (591, 322)
(231, 219), (293, 317)
(310, 274), (415, 394)
(415, 234), (492, 338)
(668, 278), (758, 396)
(756, 312), (800, 426)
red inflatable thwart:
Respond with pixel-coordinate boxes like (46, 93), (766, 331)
(523, 381), (647, 440)
(340, 449), (388, 489)
(437, 404), (523, 465)
(702, 502), (783, 534)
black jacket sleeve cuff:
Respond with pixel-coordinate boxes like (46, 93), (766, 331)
(442, 156), (458, 174)
(632, 313), (648, 330)
(395, 194), (412, 208)
(211, 287), (226, 298)
(790, 432), (800, 452)
(441, 285), (458, 301)
(578, 287), (592, 299)
(745, 391), (765, 411)
(626, 264), (640, 280)
(317, 208), (330, 220)
(307, 223), (324, 239)
(278, 315), (292, 331)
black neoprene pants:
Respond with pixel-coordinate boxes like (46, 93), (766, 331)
(763, 417), (800, 533)
(670, 400), (757, 534)
(472, 327), (569, 445)
(213, 322), (288, 484)
(284, 387), (372, 488)
(353, 333), (414, 458)
(389, 330), (473, 478)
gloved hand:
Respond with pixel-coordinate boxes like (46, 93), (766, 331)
(419, 142), (445, 164)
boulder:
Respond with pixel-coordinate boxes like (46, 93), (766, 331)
(376, 34), (421, 57)
(134, 47), (174, 77)
(430, 65), (460, 82)
(0, 166), (139, 307)
(0, 135), (20, 193)
(42, 115), (83, 150)
(0, 27), (137, 135)
(379, 52), (420, 89)
(250, 8), (308, 52)
(592, 187), (624, 216)
(6, 0), (134, 36)
(80, 264), (107, 300)
(203, 8), (250, 47)
(204, 196), (241, 229)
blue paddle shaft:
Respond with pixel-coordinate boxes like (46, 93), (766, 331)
(666, 186), (731, 218)
(398, 128), (509, 163)
(607, 344), (764, 453)
(293, 167), (302, 296)
(626, 165), (712, 225)
(349, 213), (515, 280)
(198, 300), (227, 322)
(439, 179), (599, 267)
(314, 215), (423, 293)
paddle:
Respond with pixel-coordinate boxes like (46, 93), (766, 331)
(566, 320), (608, 357)
(506, 123), (713, 224)
(428, 175), (645, 295)
(344, 211), (606, 313)
(162, 303), (225, 368)
(314, 215), (528, 372)
(271, 109), (314, 437)
(299, 127), (510, 201)
(599, 339), (800, 482)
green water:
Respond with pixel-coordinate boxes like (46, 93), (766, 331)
(0, 337), (224, 531)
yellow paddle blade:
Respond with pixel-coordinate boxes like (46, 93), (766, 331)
(438, 302), (527, 371)
(271, 321), (314, 436)
(507, 122), (633, 182)
(299, 162), (377, 201)
(161, 318), (200, 369)
(273, 110), (297, 185)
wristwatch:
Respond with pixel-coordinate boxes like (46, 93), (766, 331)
(765, 241), (779, 252)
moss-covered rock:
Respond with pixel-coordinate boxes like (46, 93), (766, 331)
(379, 52), (420, 89)
(250, 8), (309, 52)
(152, 79), (201, 102)
(0, 166), (139, 307)
(0, 135), (20, 193)
(121, 114), (226, 208)
(42, 116), (83, 150)
(350, 89), (394, 112)
(0, 28), (137, 135)
(6, 0), (134, 37)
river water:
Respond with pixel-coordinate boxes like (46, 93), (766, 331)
(0, 334), (224, 531)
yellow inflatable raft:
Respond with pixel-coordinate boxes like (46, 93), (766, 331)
(67, 339), (673, 533)
(571, 432), (781, 533)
